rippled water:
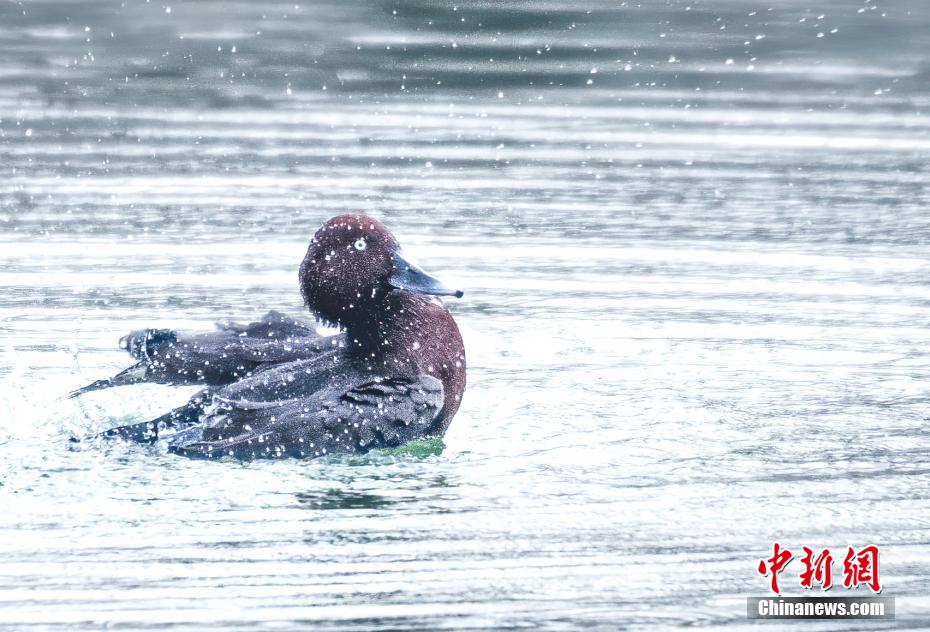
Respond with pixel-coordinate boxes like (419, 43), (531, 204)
(2, 0), (930, 629)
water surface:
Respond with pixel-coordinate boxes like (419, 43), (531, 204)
(2, 0), (930, 629)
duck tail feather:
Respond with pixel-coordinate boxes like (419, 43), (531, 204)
(67, 363), (148, 399)
(72, 387), (214, 444)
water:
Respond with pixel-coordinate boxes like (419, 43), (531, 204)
(2, 0), (930, 628)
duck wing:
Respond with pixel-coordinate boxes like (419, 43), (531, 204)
(212, 310), (318, 339)
(169, 373), (445, 460)
(77, 387), (216, 443)
(68, 311), (340, 398)
(75, 350), (341, 444)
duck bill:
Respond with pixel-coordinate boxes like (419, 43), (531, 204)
(390, 251), (464, 298)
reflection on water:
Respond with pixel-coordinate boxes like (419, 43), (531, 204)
(297, 489), (398, 511)
(2, 0), (930, 629)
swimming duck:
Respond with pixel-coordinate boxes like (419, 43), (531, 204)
(80, 215), (466, 460)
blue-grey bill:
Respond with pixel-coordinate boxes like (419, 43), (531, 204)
(389, 251), (463, 298)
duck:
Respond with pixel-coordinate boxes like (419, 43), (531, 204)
(78, 215), (466, 460)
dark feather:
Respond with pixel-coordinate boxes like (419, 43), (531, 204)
(70, 311), (340, 397)
(72, 388), (215, 443)
(169, 375), (445, 460)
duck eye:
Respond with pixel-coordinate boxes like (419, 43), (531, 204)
(353, 239), (367, 251)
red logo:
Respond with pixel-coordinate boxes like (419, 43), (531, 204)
(843, 545), (881, 593)
(757, 542), (793, 594)
(757, 544), (882, 594)
(799, 546), (833, 590)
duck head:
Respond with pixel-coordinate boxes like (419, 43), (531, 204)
(299, 214), (463, 328)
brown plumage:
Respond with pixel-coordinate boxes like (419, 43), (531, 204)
(84, 215), (467, 460)
(298, 215), (466, 429)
